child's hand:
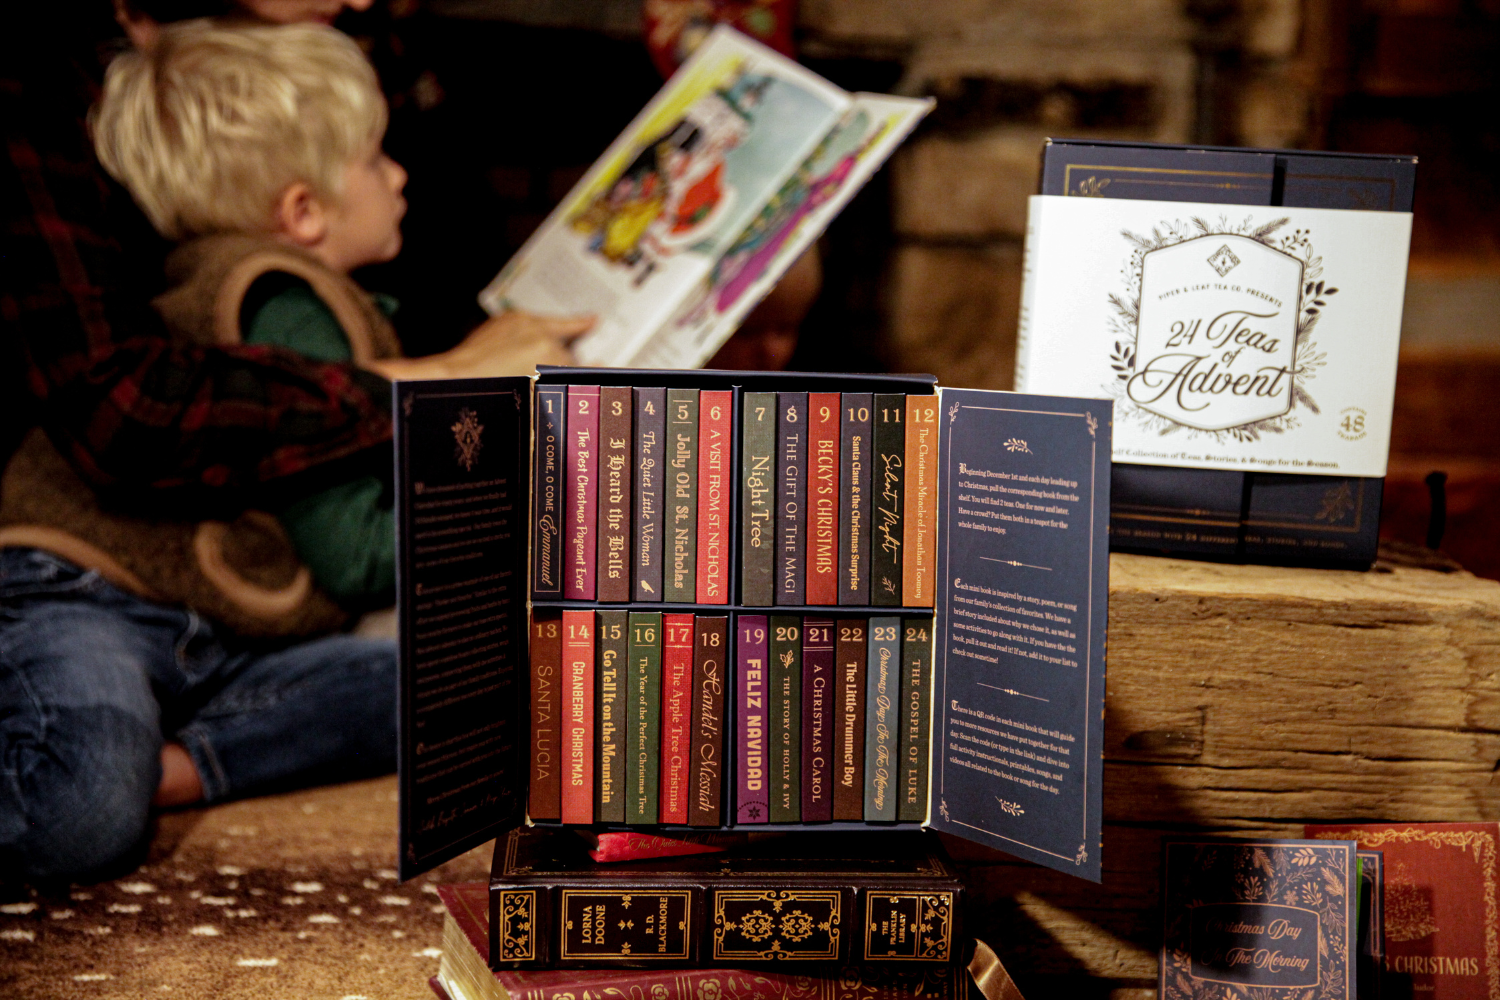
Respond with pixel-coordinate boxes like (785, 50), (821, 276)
(368, 311), (593, 380)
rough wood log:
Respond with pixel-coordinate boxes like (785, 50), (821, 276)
(949, 550), (1500, 998)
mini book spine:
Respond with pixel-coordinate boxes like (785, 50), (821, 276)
(659, 613), (696, 824)
(871, 394), (905, 607)
(863, 617), (900, 822)
(775, 392), (807, 605)
(528, 609), (562, 820)
(561, 609), (595, 824)
(695, 391), (731, 604)
(626, 612), (663, 825)
(665, 389), (699, 603)
(688, 616), (728, 827)
(740, 392), (777, 607)
(833, 618), (867, 821)
(594, 610), (627, 824)
(800, 617), (834, 822)
(768, 615), (802, 823)
(532, 387), (566, 596)
(897, 617), (932, 822)
(839, 393), (872, 606)
(633, 388), (666, 601)
(596, 387), (633, 602)
(735, 614), (770, 824)
(806, 392), (841, 605)
(901, 396), (938, 608)
(565, 386), (600, 601)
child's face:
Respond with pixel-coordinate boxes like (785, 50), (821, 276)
(320, 144), (407, 272)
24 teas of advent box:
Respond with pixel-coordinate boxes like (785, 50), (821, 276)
(393, 369), (1111, 883)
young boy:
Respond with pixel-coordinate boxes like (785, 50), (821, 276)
(92, 19), (412, 611)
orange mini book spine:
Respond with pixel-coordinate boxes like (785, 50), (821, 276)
(658, 613), (696, 824)
(902, 396), (938, 607)
(694, 391), (731, 604)
(805, 392), (841, 605)
(560, 610), (595, 824)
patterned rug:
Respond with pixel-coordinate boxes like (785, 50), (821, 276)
(0, 775), (491, 999)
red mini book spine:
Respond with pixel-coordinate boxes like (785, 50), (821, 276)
(565, 386), (600, 600)
(806, 392), (841, 605)
(694, 391), (731, 604)
(560, 610), (595, 824)
(659, 613), (696, 824)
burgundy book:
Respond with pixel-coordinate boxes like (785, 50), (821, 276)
(564, 385), (600, 600)
(596, 386), (633, 602)
(528, 609), (562, 821)
(1308, 822), (1500, 999)
(695, 390), (732, 604)
(659, 613), (696, 824)
(560, 610), (595, 824)
(839, 393), (872, 606)
(580, 831), (739, 863)
(800, 617), (835, 822)
(832, 618), (867, 821)
(689, 615), (728, 827)
(736, 615), (770, 824)
(806, 392), (841, 605)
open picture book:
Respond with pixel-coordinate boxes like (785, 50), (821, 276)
(478, 25), (932, 369)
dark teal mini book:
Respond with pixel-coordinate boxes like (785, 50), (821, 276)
(665, 390), (698, 603)
(871, 394), (905, 607)
(775, 392), (807, 605)
(863, 616), (900, 822)
(740, 392), (777, 607)
(839, 394), (872, 606)
(896, 617), (931, 822)
(1159, 838), (1358, 1000)
(632, 387), (666, 601)
(768, 615), (802, 823)
(594, 610), (627, 823)
(625, 612), (662, 825)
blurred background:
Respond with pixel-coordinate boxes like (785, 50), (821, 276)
(345, 0), (1500, 578)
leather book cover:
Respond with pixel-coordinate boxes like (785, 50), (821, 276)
(736, 614), (770, 824)
(896, 618), (931, 823)
(695, 390), (732, 604)
(740, 392), (778, 607)
(565, 386), (600, 600)
(633, 387), (667, 601)
(596, 387), (634, 602)
(594, 610), (627, 824)
(776, 391), (808, 605)
(1308, 822), (1500, 999)
(626, 612), (663, 825)
(666, 389), (699, 602)
(863, 617), (899, 822)
(688, 615), (728, 827)
(833, 618), (868, 821)
(659, 613), (696, 824)
(528, 609), (562, 821)
(807, 393), (841, 605)
(800, 617), (835, 822)
(871, 394), (906, 607)
(839, 394), (873, 606)
(560, 610), (595, 824)
(484, 828), (963, 968)
(901, 396), (937, 608)
(532, 386), (566, 596)
(768, 615), (802, 823)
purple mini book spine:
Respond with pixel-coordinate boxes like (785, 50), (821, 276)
(735, 615), (770, 825)
(800, 617), (835, 822)
(565, 385), (600, 600)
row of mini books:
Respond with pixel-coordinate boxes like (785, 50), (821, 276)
(532, 385), (941, 607)
(529, 609), (934, 827)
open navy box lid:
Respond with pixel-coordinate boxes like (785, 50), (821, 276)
(395, 368), (1112, 882)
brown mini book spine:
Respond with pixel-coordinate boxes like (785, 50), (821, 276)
(688, 616), (728, 827)
(528, 609), (563, 821)
(596, 387), (633, 602)
(901, 396), (938, 607)
(833, 618), (868, 821)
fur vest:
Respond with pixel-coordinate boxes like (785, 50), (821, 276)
(0, 234), (401, 637)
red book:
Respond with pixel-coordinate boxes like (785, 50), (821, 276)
(560, 610), (595, 824)
(694, 391), (731, 604)
(658, 613), (696, 823)
(564, 386), (600, 600)
(806, 392), (841, 605)
(580, 831), (741, 863)
(1307, 821), (1500, 999)
(528, 609), (562, 821)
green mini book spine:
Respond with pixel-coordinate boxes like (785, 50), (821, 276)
(740, 392), (777, 606)
(626, 612), (663, 825)
(897, 617), (932, 822)
(665, 390), (699, 603)
(768, 615), (802, 822)
(595, 610), (628, 823)
(864, 616), (900, 822)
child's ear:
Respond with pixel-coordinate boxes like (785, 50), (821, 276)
(274, 183), (329, 248)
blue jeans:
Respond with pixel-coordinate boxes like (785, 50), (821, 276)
(0, 548), (396, 883)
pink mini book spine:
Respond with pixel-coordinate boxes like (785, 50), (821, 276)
(565, 385), (600, 600)
(659, 613), (696, 824)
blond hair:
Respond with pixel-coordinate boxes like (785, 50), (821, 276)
(93, 19), (387, 240)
